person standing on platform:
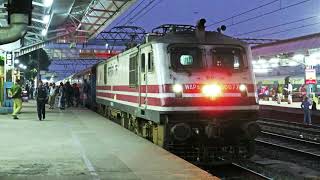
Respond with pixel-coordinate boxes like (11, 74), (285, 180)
(58, 82), (65, 110)
(312, 100), (317, 111)
(82, 79), (89, 107)
(65, 81), (73, 108)
(287, 82), (293, 104)
(30, 85), (34, 99)
(276, 85), (282, 104)
(73, 83), (80, 107)
(25, 83), (30, 100)
(11, 79), (22, 119)
(45, 82), (50, 104)
(49, 83), (56, 109)
(36, 81), (48, 121)
(301, 96), (312, 125)
(311, 94), (317, 111)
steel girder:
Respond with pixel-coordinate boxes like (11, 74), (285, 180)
(13, 0), (137, 58)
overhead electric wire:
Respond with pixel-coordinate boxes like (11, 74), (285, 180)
(235, 15), (317, 36)
(256, 21), (320, 37)
(129, 0), (163, 24)
(207, 0), (279, 27)
(114, 0), (147, 26)
(123, 0), (158, 25)
(207, 0), (312, 28)
(228, 0), (312, 27)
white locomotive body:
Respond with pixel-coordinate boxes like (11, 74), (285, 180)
(95, 25), (260, 161)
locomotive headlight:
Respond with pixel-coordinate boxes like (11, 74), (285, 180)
(239, 84), (247, 91)
(173, 84), (183, 93)
(202, 84), (222, 97)
(239, 84), (248, 97)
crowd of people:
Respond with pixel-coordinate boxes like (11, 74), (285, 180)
(35, 81), (85, 121)
(257, 82), (317, 125)
(258, 82), (319, 106)
(45, 81), (89, 111)
(10, 79), (90, 121)
(46, 81), (81, 110)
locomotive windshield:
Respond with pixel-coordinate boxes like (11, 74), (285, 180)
(211, 48), (244, 70)
(170, 47), (203, 71)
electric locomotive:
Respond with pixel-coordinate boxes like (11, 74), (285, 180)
(90, 21), (260, 163)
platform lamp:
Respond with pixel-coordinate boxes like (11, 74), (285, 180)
(18, 64), (27, 82)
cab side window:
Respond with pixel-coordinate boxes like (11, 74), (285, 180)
(141, 53), (146, 73)
(129, 53), (138, 88)
(148, 52), (153, 72)
(104, 64), (107, 84)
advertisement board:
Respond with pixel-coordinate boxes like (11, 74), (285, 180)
(305, 69), (316, 84)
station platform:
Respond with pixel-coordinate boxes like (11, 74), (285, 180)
(0, 101), (215, 180)
(259, 100), (320, 125)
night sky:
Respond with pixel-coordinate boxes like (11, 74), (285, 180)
(109, 0), (320, 40)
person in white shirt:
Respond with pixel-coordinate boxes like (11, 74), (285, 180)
(49, 84), (57, 109)
(287, 82), (293, 104)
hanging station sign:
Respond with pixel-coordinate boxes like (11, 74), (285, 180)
(305, 68), (316, 84)
(6, 52), (12, 66)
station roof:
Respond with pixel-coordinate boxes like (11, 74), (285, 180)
(5, 0), (136, 57)
(251, 33), (320, 57)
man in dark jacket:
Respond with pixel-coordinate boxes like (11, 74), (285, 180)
(36, 81), (48, 121)
(58, 82), (66, 110)
(65, 81), (73, 107)
(73, 83), (80, 107)
(301, 96), (312, 125)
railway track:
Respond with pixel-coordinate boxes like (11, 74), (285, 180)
(258, 117), (320, 130)
(204, 162), (273, 180)
(256, 131), (320, 159)
(257, 118), (320, 142)
(254, 130), (320, 176)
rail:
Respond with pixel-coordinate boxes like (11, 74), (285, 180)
(231, 162), (274, 180)
(256, 131), (320, 159)
(259, 117), (320, 129)
(206, 158), (273, 179)
(257, 118), (320, 137)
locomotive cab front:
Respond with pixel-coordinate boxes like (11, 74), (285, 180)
(157, 33), (260, 160)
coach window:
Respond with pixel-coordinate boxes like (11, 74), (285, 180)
(129, 53), (138, 88)
(104, 64), (107, 84)
(141, 53), (146, 73)
(148, 52), (154, 72)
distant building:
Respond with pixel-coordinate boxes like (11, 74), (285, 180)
(251, 32), (320, 77)
(251, 33), (320, 93)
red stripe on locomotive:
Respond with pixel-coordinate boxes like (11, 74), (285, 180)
(97, 92), (256, 107)
(97, 84), (255, 93)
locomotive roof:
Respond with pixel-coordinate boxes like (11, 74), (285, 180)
(96, 30), (248, 66)
(146, 31), (248, 47)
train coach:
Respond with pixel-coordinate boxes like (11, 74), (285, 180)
(71, 21), (261, 163)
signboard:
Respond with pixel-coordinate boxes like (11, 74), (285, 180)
(305, 69), (316, 84)
(6, 52), (12, 66)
